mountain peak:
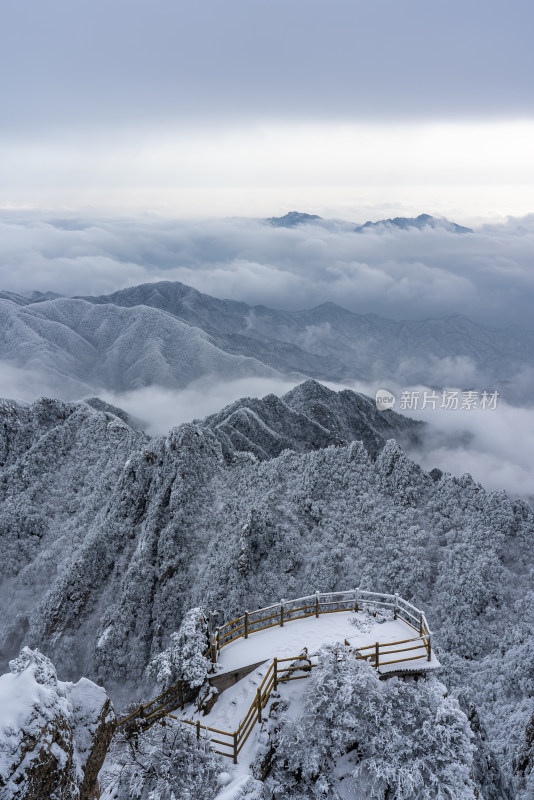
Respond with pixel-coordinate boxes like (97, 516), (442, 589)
(354, 214), (472, 234)
(266, 211), (322, 228)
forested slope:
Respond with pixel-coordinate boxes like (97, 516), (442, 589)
(0, 382), (533, 795)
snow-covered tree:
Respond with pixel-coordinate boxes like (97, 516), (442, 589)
(259, 645), (477, 799)
(146, 607), (209, 690)
(103, 720), (220, 800)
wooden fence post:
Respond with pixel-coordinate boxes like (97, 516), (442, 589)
(196, 720), (200, 740)
(394, 594), (398, 620)
(419, 613), (423, 636)
(244, 611), (249, 639)
(375, 642), (379, 668)
(354, 587), (360, 613)
(257, 689), (262, 723)
(179, 681), (184, 711)
(427, 634), (432, 662)
(273, 658), (278, 691)
(315, 591), (320, 618)
(233, 731), (238, 764)
(280, 600), (284, 627)
(216, 627), (220, 656)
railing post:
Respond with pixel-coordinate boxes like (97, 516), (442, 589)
(273, 657), (278, 691)
(419, 612), (423, 636)
(179, 681), (184, 711)
(280, 600), (284, 627)
(216, 627), (220, 656)
(427, 634), (432, 662)
(354, 587), (360, 613)
(211, 633), (217, 663)
(394, 593), (398, 620)
(196, 720), (201, 740)
(315, 591), (320, 618)
(233, 731), (238, 764)
(375, 642), (379, 668)
(244, 611), (249, 639)
(256, 688), (262, 723)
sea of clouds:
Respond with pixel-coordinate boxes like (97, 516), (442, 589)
(1, 210), (534, 327)
(1, 211), (533, 499)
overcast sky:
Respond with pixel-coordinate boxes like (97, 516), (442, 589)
(0, 0), (533, 219)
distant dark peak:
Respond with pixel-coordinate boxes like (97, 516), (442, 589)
(267, 211), (322, 228)
(354, 213), (472, 234)
(0, 290), (30, 305)
(25, 291), (64, 303)
(47, 218), (93, 231)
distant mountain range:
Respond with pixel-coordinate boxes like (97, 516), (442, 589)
(266, 210), (473, 233)
(0, 279), (532, 401)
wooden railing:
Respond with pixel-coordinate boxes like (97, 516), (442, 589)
(118, 589), (433, 761)
(212, 589), (432, 665)
(168, 651), (314, 763)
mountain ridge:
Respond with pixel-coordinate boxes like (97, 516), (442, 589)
(1, 279), (533, 402)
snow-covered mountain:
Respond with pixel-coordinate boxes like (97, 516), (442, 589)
(354, 212), (473, 234)
(201, 379), (423, 460)
(0, 380), (532, 796)
(0, 648), (114, 800)
(265, 210), (472, 233)
(1, 280), (533, 401)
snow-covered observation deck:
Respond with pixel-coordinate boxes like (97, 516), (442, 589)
(212, 590), (440, 680)
(119, 591), (439, 764)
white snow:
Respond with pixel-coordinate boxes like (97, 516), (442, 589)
(0, 667), (49, 778)
(0, 649), (111, 792)
(216, 610), (439, 675)
(180, 608), (441, 794)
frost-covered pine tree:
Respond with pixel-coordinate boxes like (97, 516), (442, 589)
(259, 645), (477, 800)
(146, 607), (209, 690)
(102, 720), (220, 800)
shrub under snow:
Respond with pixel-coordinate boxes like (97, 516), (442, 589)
(101, 720), (220, 800)
(146, 607), (210, 691)
(258, 645), (477, 800)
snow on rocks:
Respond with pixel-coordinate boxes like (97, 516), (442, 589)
(0, 647), (115, 800)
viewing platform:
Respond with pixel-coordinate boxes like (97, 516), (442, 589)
(119, 589), (439, 763)
(212, 589), (440, 682)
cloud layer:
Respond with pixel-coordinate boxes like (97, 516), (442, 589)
(1, 212), (534, 328)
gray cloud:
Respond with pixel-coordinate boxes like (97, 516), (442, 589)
(1, 212), (534, 328)
(401, 390), (534, 498)
(330, 377), (534, 498)
(1, 0), (533, 133)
